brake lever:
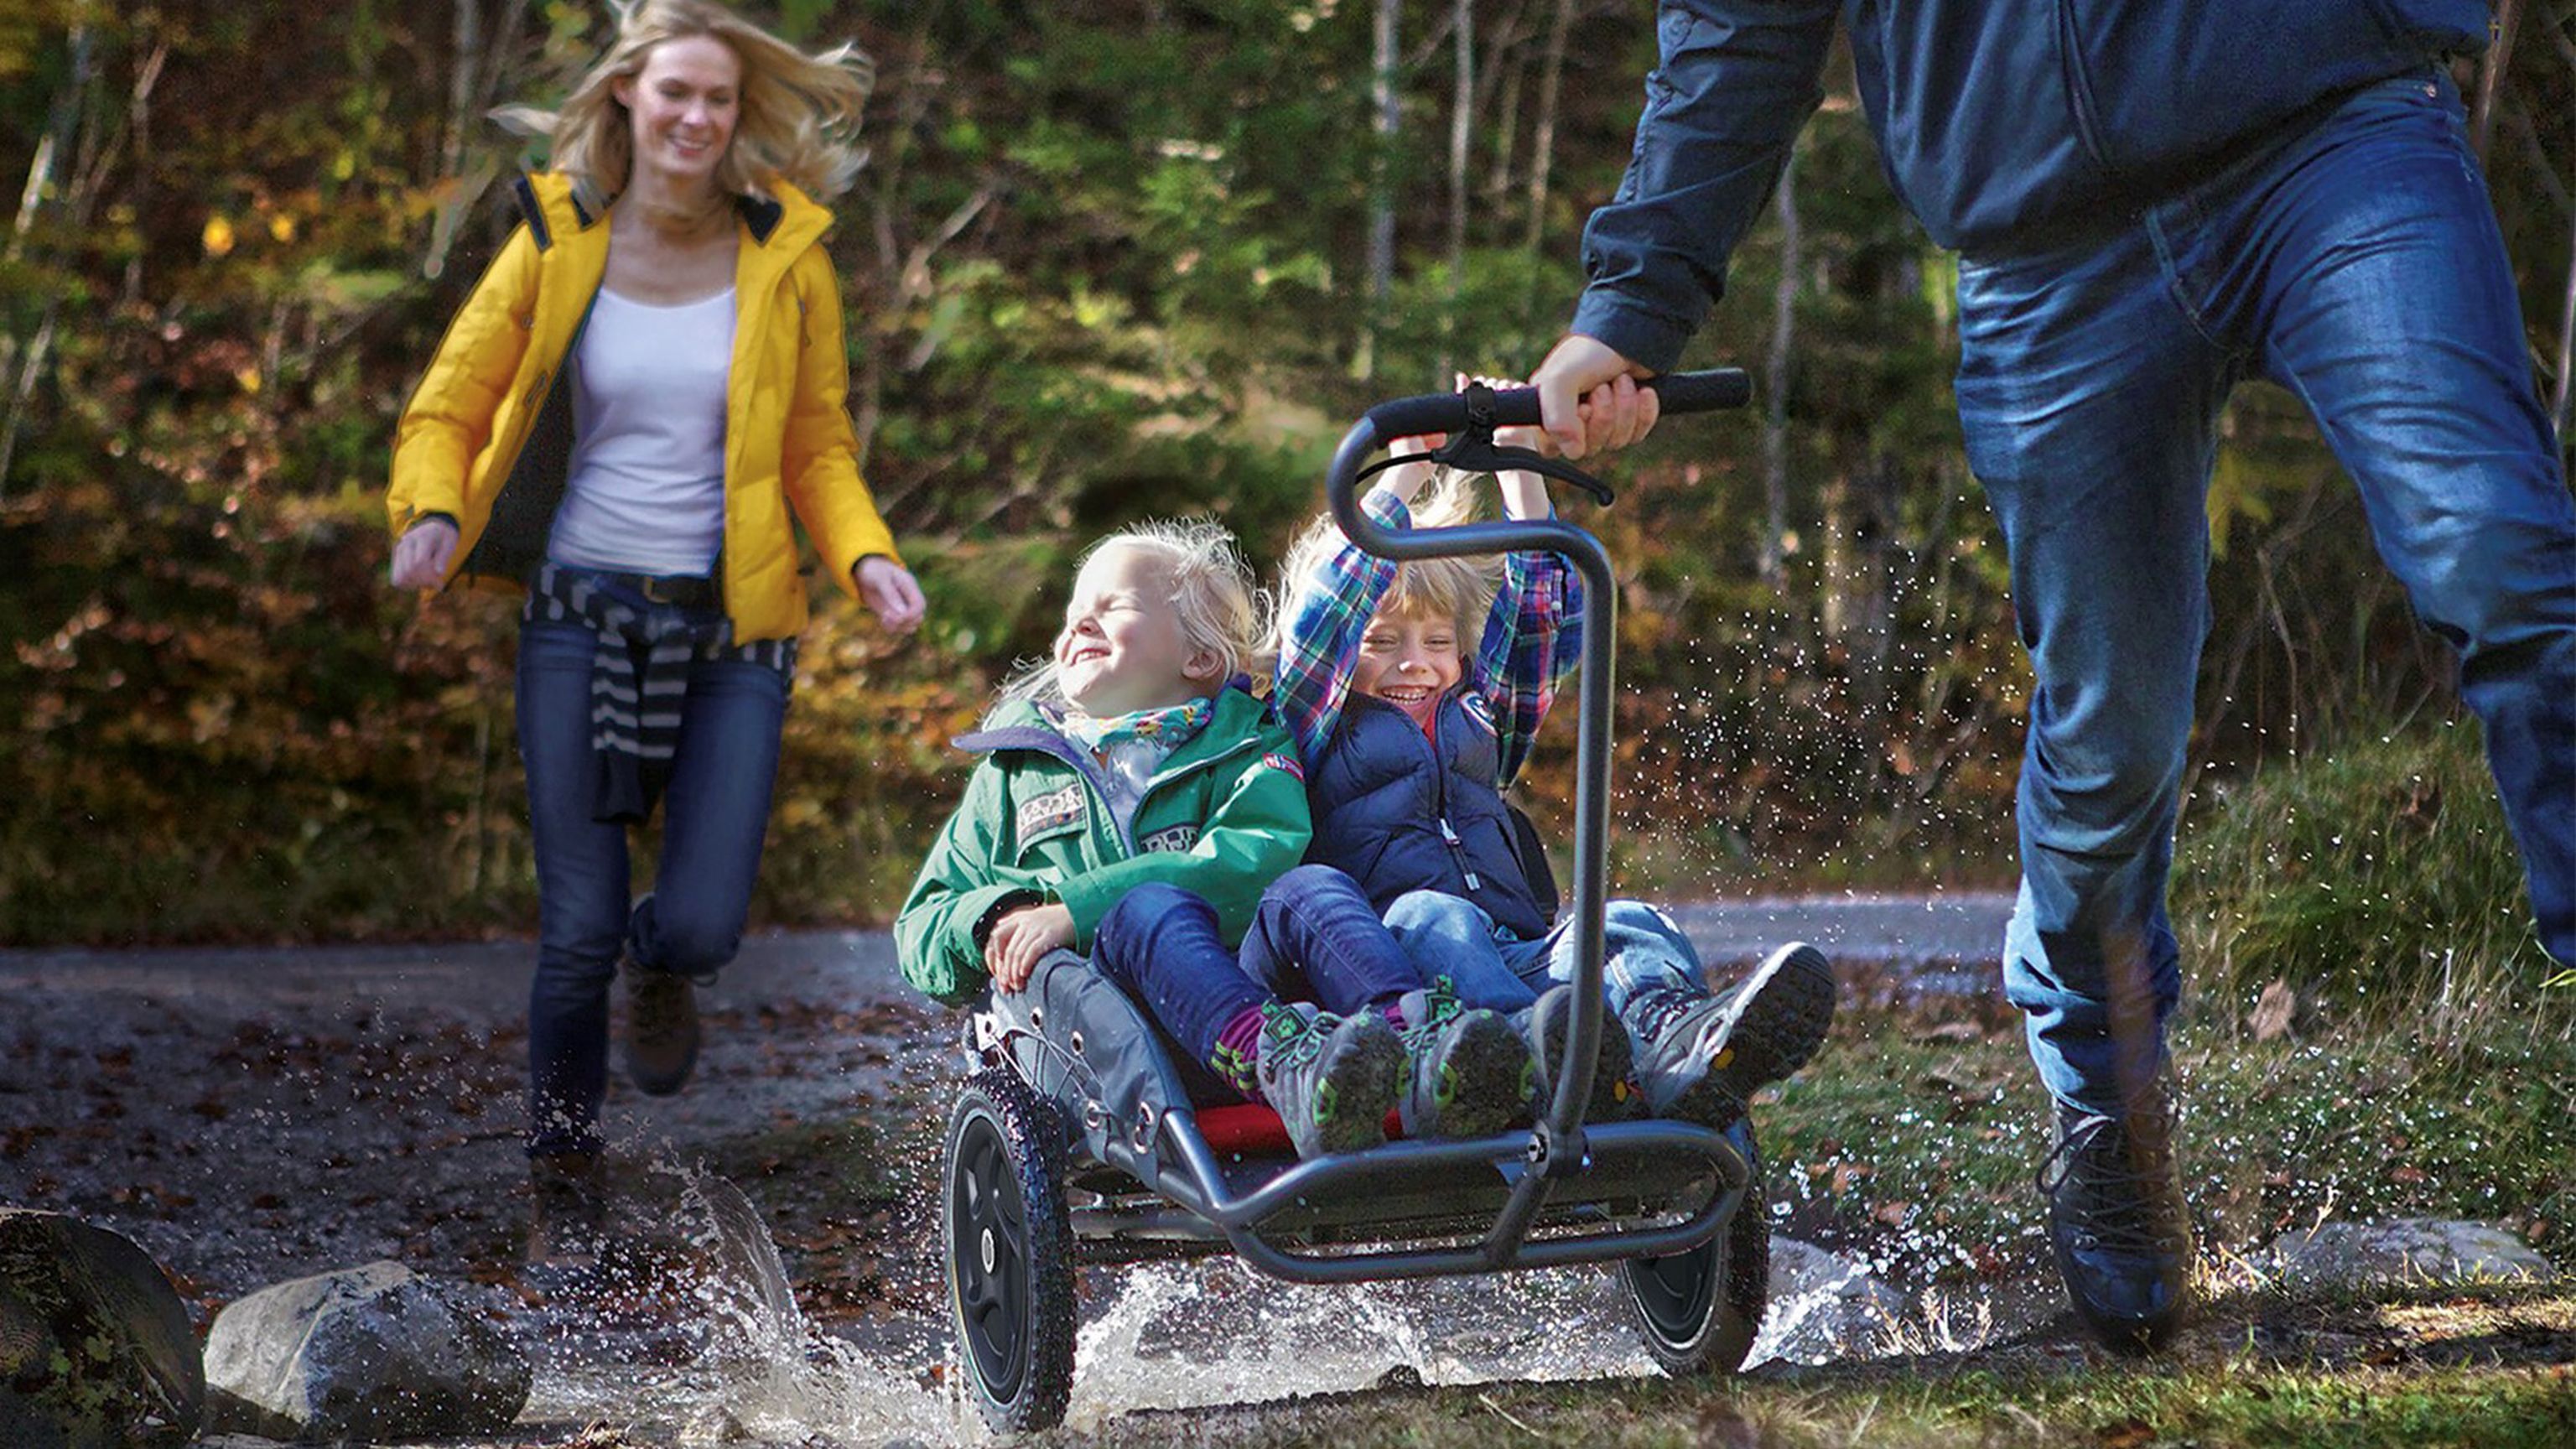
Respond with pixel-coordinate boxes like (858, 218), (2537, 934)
(1428, 435), (1618, 507)
(1420, 378), (1618, 506)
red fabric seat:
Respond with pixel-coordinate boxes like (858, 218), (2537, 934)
(1187, 1102), (1409, 1156)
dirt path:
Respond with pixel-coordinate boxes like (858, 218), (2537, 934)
(39, 895), (2563, 1446)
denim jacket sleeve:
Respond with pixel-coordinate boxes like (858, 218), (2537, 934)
(1569, 0), (1840, 372)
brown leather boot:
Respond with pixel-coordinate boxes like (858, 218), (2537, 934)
(525, 1152), (605, 1270)
(622, 960), (702, 1097)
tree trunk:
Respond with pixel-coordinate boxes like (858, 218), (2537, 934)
(2, 22), (97, 496)
(1360, 0), (1401, 379)
(1522, 0), (1574, 254)
(1439, 0), (1473, 384)
(423, 0), (528, 279)
(1483, 0), (1530, 203)
(1759, 146), (1801, 588)
(2470, 0), (2522, 163)
(2554, 200), (2574, 439)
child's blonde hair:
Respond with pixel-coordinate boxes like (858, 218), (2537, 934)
(995, 520), (1272, 717)
(1283, 467), (1501, 643)
(495, 0), (874, 205)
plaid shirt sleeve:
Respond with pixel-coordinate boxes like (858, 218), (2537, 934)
(1273, 491), (1406, 763)
(1471, 537), (1584, 787)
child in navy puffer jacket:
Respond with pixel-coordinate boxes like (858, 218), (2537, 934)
(1272, 381), (1835, 1128)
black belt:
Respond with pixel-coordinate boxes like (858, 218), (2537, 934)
(585, 569), (720, 608)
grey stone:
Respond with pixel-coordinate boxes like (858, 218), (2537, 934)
(1754, 1236), (1910, 1363)
(201, 1260), (530, 1439)
(0, 1208), (204, 1447)
(2267, 1218), (2559, 1289)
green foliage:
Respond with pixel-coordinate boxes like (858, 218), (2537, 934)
(1, 4), (2566, 943)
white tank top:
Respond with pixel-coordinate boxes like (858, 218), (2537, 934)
(548, 286), (735, 577)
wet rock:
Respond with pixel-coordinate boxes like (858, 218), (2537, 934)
(2266, 1218), (2559, 1289)
(1753, 1236), (1909, 1363)
(0, 1208), (204, 1447)
(201, 1260), (530, 1438)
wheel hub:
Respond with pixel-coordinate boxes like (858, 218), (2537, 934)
(981, 1226), (997, 1275)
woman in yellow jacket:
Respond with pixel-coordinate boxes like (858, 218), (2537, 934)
(386, 0), (922, 1265)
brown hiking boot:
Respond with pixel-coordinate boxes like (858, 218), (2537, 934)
(526, 1152), (605, 1270)
(622, 960), (701, 1097)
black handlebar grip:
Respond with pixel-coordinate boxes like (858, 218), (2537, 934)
(1362, 368), (1752, 441)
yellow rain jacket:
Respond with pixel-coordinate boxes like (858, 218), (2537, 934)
(387, 172), (898, 642)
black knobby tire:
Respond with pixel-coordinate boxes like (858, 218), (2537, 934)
(1623, 1118), (1770, 1376)
(943, 1066), (1078, 1433)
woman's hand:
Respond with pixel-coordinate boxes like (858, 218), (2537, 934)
(984, 902), (1075, 995)
(389, 518), (460, 591)
(855, 555), (927, 632)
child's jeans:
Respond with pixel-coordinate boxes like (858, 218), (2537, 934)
(1090, 865), (1417, 1096)
(1379, 890), (1706, 1022)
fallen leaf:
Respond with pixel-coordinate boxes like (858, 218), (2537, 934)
(2247, 979), (2297, 1041)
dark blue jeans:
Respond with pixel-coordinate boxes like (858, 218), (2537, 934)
(1091, 866), (1416, 1096)
(517, 600), (788, 1158)
(1955, 67), (2576, 1116)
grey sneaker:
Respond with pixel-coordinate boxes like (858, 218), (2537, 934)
(623, 961), (702, 1097)
(1625, 943), (1835, 1128)
(1254, 1002), (1405, 1158)
(1389, 979), (1532, 1140)
(1511, 984), (1644, 1123)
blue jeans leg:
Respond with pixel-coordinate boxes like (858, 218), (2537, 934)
(1956, 176), (2235, 1119)
(2194, 70), (2574, 967)
(1236, 864), (1422, 1015)
(1380, 890), (1543, 1013)
(1090, 883), (1273, 1084)
(516, 615), (787, 1157)
(519, 619), (629, 1157)
(1539, 900), (1706, 1021)
(1958, 69), (2576, 1116)
(631, 652), (788, 981)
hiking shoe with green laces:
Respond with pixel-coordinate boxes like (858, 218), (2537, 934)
(623, 961), (702, 1098)
(1254, 1001), (1404, 1159)
(1389, 978), (1532, 1140)
(1623, 942), (1836, 1128)
(1510, 983), (1644, 1124)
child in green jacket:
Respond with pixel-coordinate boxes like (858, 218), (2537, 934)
(897, 522), (1530, 1156)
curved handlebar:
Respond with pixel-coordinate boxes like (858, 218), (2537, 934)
(1361, 368), (1751, 449)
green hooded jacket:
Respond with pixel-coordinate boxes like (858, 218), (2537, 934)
(895, 685), (1313, 1006)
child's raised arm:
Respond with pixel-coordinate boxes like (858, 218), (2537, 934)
(1463, 380), (1586, 786)
(1272, 440), (1441, 762)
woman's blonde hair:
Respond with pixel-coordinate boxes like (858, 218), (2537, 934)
(495, 0), (873, 204)
(994, 520), (1273, 718)
(1281, 467), (1500, 647)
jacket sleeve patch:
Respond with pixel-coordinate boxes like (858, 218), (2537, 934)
(1262, 752), (1306, 782)
(1138, 823), (1200, 854)
(1015, 785), (1086, 839)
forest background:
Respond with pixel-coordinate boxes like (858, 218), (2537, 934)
(2, 0), (2569, 949)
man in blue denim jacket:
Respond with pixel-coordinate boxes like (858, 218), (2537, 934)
(1530, 1), (2575, 1353)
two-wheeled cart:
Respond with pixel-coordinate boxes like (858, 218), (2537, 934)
(940, 371), (1769, 1432)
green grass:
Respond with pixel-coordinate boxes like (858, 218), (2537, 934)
(1748, 1012), (2574, 1295)
(2171, 721), (2562, 1036)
